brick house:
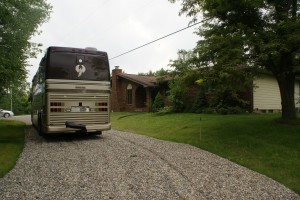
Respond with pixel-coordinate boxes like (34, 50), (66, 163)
(111, 66), (167, 112)
(111, 66), (300, 113)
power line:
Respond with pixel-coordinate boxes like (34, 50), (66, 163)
(109, 18), (209, 60)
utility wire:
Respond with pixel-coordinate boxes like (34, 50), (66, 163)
(109, 18), (210, 60)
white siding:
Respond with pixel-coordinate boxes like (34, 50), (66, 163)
(253, 75), (281, 110)
(253, 75), (300, 110)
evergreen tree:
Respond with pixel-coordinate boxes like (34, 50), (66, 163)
(192, 88), (208, 113)
(152, 93), (165, 112)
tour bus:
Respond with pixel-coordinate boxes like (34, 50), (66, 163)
(30, 46), (111, 135)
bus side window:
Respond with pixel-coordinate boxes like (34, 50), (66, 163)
(38, 56), (46, 81)
(40, 56), (46, 66)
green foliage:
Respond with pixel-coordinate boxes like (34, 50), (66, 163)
(202, 107), (215, 114)
(209, 88), (249, 111)
(0, 120), (25, 177)
(0, 0), (52, 93)
(215, 106), (246, 115)
(168, 50), (250, 113)
(167, 50), (203, 112)
(192, 88), (208, 113)
(0, 82), (31, 115)
(138, 70), (155, 76)
(152, 93), (165, 112)
(168, 79), (185, 112)
(153, 68), (170, 77)
(155, 106), (173, 115)
(138, 68), (170, 77)
(169, 0), (300, 120)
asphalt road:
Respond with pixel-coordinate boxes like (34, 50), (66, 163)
(0, 115), (299, 199)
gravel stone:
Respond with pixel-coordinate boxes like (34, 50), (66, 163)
(0, 116), (299, 199)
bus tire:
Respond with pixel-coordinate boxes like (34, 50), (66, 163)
(38, 114), (45, 136)
(93, 131), (102, 135)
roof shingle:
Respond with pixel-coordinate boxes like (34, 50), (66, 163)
(117, 73), (157, 87)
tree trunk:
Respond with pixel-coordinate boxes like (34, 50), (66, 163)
(275, 72), (297, 120)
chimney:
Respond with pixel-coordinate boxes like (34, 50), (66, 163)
(113, 66), (122, 75)
(111, 66), (122, 111)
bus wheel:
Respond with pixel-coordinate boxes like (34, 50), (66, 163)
(38, 115), (45, 136)
(93, 131), (102, 135)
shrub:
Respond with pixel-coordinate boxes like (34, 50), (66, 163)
(216, 106), (246, 115)
(202, 107), (215, 114)
(227, 106), (246, 114)
(168, 79), (185, 112)
(217, 107), (228, 115)
(156, 106), (173, 115)
(152, 93), (165, 112)
(192, 88), (208, 113)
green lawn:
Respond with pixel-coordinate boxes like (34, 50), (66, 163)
(0, 120), (26, 177)
(111, 112), (300, 195)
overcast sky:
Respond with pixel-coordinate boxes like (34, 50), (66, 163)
(27, 0), (200, 82)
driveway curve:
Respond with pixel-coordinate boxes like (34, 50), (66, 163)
(0, 115), (299, 199)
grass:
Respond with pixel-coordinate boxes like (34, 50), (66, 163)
(0, 120), (26, 177)
(111, 112), (300, 195)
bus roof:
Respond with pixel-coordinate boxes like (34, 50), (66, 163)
(47, 46), (107, 55)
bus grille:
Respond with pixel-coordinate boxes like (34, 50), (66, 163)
(48, 93), (109, 126)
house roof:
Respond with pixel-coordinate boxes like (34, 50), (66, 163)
(117, 73), (157, 87)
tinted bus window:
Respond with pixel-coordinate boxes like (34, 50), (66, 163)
(46, 51), (110, 81)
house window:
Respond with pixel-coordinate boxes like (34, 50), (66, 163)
(127, 84), (133, 104)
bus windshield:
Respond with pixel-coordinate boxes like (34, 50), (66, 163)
(46, 48), (110, 81)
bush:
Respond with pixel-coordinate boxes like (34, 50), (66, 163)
(202, 107), (215, 114)
(227, 106), (246, 114)
(171, 95), (185, 112)
(168, 79), (185, 112)
(192, 88), (208, 113)
(216, 106), (246, 115)
(217, 107), (228, 115)
(152, 93), (165, 112)
(156, 106), (173, 115)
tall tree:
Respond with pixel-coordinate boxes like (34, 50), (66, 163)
(0, 0), (51, 94)
(169, 0), (300, 120)
(168, 50), (202, 112)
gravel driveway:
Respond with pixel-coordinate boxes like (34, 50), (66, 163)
(0, 115), (299, 200)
